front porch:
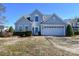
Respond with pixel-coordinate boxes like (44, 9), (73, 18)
(32, 26), (41, 36)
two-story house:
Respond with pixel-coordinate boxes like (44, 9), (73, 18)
(15, 10), (66, 36)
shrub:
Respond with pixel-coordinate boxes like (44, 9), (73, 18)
(66, 24), (74, 36)
(25, 31), (32, 36)
(8, 26), (14, 33)
(13, 31), (32, 37)
(0, 26), (14, 37)
(0, 31), (13, 37)
(74, 29), (79, 35)
(74, 32), (79, 35)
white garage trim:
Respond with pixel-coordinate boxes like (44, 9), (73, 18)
(41, 24), (65, 26)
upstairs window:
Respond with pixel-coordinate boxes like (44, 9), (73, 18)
(35, 16), (38, 22)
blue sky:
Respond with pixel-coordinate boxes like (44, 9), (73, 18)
(3, 3), (79, 27)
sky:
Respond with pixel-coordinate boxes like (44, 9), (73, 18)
(3, 3), (79, 28)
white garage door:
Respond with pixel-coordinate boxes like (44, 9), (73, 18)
(41, 25), (65, 36)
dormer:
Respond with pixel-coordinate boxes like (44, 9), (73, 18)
(30, 9), (43, 22)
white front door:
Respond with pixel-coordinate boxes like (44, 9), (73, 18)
(34, 27), (39, 35)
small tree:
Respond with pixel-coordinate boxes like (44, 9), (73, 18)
(8, 26), (14, 33)
(66, 24), (74, 36)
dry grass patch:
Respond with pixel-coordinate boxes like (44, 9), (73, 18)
(0, 37), (78, 56)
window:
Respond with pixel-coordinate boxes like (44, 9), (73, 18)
(35, 16), (38, 22)
(25, 26), (28, 31)
(19, 26), (22, 31)
(77, 19), (79, 22)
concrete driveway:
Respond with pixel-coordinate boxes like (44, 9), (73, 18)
(45, 36), (79, 54)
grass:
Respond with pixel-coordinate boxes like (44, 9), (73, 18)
(0, 37), (78, 56)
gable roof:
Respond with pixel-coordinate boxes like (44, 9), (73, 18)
(42, 15), (51, 22)
(15, 16), (31, 24)
(15, 10), (66, 25)
(42, 14), (65, 24)
(30, 9), (43, 16)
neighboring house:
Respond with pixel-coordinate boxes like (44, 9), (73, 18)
(15, 9), (66, 36)
(66, 18), (79, 32)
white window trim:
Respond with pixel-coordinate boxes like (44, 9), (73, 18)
(34, 15), (39, 22)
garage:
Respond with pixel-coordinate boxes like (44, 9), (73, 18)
(41, 25), (65, 36)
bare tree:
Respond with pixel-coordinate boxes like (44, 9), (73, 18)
(0, 3), (6, 25)
(0, 4), (6, 32)
(0, 3), (6, 13)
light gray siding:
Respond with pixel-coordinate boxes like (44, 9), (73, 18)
(15, 17), (32, 32)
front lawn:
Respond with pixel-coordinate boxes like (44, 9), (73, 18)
(0, 36), (78, 56)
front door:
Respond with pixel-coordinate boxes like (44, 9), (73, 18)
(34, 27), (39, 35)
